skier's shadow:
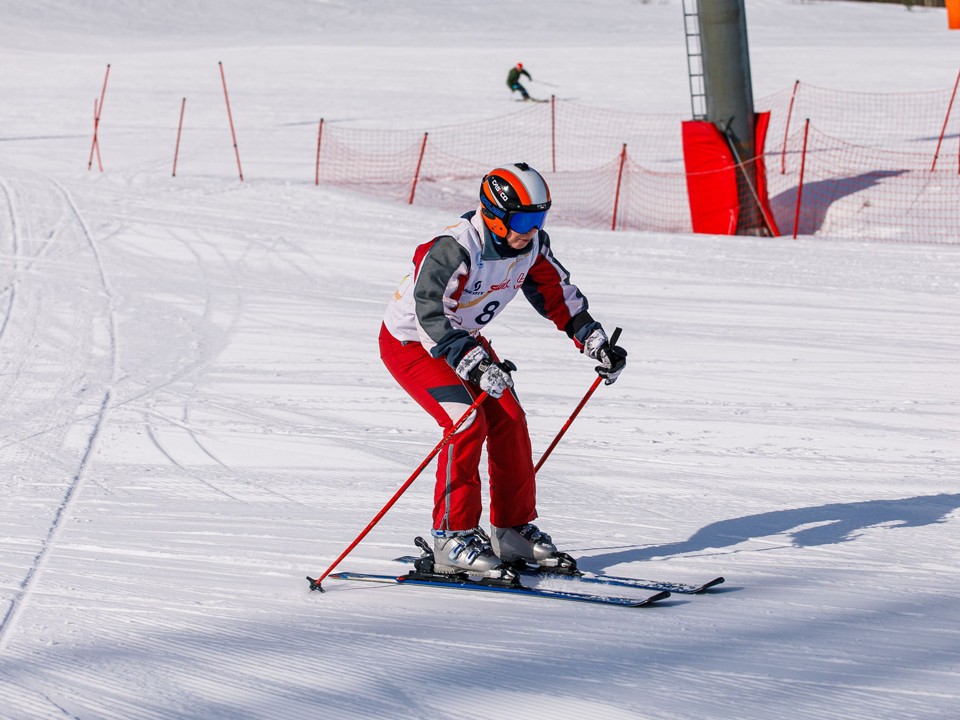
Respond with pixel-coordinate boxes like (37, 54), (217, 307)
(581, 493), (960, 572)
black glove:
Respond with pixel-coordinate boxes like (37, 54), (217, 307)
(583, 326), (627, 385)
(455, 346), (516, 398)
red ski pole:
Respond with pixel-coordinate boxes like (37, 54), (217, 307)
(87, 64), (110, 171)
(535, 327), (621, 473)
(309, 391), (488, 592)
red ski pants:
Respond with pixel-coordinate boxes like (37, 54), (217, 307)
(379, 324), (537, 531)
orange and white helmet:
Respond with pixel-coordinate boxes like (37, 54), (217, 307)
(479, 162), (551, 240)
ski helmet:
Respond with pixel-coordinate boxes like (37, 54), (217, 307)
(479, 162), (551, 240)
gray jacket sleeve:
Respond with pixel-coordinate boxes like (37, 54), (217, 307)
(412, 236), (476, 366)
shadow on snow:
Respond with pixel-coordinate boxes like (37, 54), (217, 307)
(770, 169), (907, 235)
(582, 492), (960, 573)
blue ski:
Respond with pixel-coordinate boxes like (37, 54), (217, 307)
(525, 570), (724, 595)
(322, 571), (671, 607)
(392, 555), (723, 595)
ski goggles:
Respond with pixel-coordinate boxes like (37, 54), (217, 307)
(480, 194), (550, 234)
(507, 209), (548, 233)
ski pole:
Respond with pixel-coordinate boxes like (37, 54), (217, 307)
(534, 327), (621, 473)
(308, 391), (488, 592)
(532, 79), (559, 88)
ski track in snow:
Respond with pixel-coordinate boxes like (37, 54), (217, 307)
(0, 178), (21, 346)
(0, 172), (120, 653)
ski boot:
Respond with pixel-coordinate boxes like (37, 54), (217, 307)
(490, 523), (579, 575)
(410, 531), (518, 586)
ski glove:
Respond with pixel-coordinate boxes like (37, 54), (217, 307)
(455, 345), (515, 399)
(583, 326), (628, 385)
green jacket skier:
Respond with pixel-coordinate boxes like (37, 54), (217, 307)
(506, 63), (532, 101)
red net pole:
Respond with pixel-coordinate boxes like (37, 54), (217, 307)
(315, 118), (324, 186)
(87, 64), (110, 171)
(408, 132), (428, 205)
(793, 119), (810, 240)
(92, 99), (103, 172)
(611, 144), (627, 231)
(931, 68), (960, 172)
(172, 97), (186, 177)
(781, 80), (799, 175)
(551, 95), (556, 173)
(218, 62), (244, 181)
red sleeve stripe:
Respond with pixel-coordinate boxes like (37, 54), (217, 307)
(526, 252), (580, 331)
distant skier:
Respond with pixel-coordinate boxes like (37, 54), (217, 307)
(380, 162), (628, 579)
(506, 62), (533, 101)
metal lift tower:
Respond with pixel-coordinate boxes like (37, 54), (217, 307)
(684, 0), (769, 235)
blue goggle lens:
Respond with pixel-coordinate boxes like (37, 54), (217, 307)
(508, 210), (547, 233)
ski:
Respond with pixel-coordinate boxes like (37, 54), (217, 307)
(393, 554), (724, 595)
(316, 571), (671, 608)
(523, 569), (724, 595)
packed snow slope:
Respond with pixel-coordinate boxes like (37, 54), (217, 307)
(1, 2), (959, 719)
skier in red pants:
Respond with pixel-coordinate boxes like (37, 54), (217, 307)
(380, 162), (627, 578)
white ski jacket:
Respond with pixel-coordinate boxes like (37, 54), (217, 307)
(383, 208), (595, 366)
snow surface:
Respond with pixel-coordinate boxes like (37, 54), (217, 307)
(1, 1), (959, 719)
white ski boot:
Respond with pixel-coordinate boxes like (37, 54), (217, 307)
(431, 528), (504, 575)
(490, 523), (559, 564)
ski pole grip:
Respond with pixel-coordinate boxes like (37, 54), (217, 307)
(610, 326), (622, 345)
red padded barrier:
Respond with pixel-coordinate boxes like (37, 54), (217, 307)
(681, 120), (739, 235)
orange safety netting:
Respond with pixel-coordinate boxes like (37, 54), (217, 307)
(282, 80), (960, 244)
(770, 124), (960, 243)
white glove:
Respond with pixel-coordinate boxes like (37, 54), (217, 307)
(583, 326), (609, 361)
(455, 346), (514, 399)
(583, 326), (628, 385)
